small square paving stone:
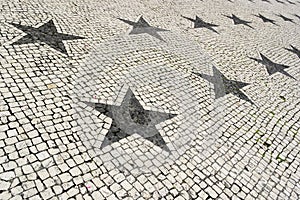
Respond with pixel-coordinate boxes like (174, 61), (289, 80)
(0, 180), (11, 190)
(22, 165), (34, 174)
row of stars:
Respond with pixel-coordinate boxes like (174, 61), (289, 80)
(6, 13), (300, 53)
(246, 0), (300, 4)
(5, 16), (298, 104)
(183, 13), (298, 33)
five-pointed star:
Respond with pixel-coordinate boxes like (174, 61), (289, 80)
(181, 15), (219, 33)
(285, 45), (300, 59)
(286, 0), (296, 4)
(276, 14), (295, 23)
(294, 14), (300, 20)
(193, 66), (254, 104)
(275, 0), (285, 4)
(223, 14), (254, 29)
(117, 16), (168, 41)
(261, 0), (272, 3)
(254, 14), (278, 25)
(9, 20), (84, 54)
(249, 53), (295, 79)
(91, 88), (176, 151)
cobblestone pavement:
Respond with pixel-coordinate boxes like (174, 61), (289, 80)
(0, 0), (299, 199)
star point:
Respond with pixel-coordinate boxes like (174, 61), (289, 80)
(294, 14), (300, 20)
(285, 45), (300, 59)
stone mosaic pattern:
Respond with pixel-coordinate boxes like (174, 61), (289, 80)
(0, 0), (300, 199)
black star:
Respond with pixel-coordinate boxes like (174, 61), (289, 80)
(193, 66), (254, 104)
(117, 16), (168, 41)
(181, 15), (219, 33)
(285, 45), (300, 58)
(254, 14), (278, 25)
(294, 14), (300, 20)
(9, 20), (84, 54)
(276, 14), (295, 23)
(286, 0), (296, 4)
(223, 14), (254, 29)
(261, 0), (272, 3)
(91, 88), (176, 151)
(249, 53), (295, 79)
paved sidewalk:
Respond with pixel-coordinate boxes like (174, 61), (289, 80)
(0, 0), (299, 199)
